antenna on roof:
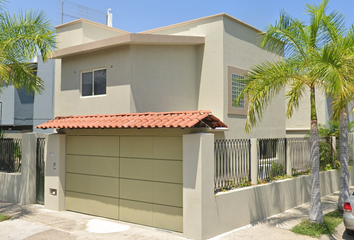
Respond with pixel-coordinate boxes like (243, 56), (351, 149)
(106, 8), (112, 27)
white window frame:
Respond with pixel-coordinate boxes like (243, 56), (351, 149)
(80, 68), (107, 98)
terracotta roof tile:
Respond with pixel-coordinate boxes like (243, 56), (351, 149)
(36, 110), (228, 130)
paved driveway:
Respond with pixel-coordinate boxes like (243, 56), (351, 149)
(0, 192), (353, 240)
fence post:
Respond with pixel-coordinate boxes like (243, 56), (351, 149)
(286, 139), (292, 176)
(250, 138), (258, 185)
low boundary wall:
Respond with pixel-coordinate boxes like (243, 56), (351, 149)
(0, 133), (48, 204)
(183, 133), (354, 240)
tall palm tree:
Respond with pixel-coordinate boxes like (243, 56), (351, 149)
(236, 0), (343, 223)
(0, 1), (55, 93)
(316, 27), (354, 211)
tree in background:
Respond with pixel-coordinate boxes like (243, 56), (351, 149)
(0, 0), (55, 93)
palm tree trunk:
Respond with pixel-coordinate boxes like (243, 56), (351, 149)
(338, 107), (349, 212)
(309, 88), (324, 223)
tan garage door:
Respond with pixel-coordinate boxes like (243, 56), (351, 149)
(65, 135), (183, 232)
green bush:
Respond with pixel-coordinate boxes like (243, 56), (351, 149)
(270, 162), (285, 179)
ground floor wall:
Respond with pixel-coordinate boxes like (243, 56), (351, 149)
(0, 133), (48, 204)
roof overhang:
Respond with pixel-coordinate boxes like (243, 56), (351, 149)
(36, 110), (227, 130)
(52, 33), (205, 59)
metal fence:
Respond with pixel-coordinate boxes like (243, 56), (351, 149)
(287, 138), (310, 174)
(215, 137), (336, 191)
(0, 138), (22, 173)
(215, 139), (250, 191)
(36, 138), (46, 204)
(257, 138), (286, 181)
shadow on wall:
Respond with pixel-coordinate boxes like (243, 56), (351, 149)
(0, 173), (21, 204)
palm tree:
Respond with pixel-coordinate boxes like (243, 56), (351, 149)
(316, 27), (354, 211)
(236, 0), (343, 223)
(0, 1), (55, 93)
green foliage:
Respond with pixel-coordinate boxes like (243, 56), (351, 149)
(306, 120), (354, 138)
(319, 142), (335, 171)
(269, 163), (285, 179)
(219, 177), (251, 192)
(0, 1), (55, 93)
(291, 210), (342, 238)
(13, 141), (21, 160)
(0, 214), (10, 222)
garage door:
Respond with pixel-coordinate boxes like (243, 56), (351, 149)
(65, 135), (183, 232)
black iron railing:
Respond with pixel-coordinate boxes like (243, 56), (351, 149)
(257, 138), (286, 181)
(0, 138), (22, 173)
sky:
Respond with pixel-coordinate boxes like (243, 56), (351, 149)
(4, 0), (354, 33)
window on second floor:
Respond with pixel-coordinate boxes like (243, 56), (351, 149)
(81, 69), (106, 97)
(228, 66), (248, 115)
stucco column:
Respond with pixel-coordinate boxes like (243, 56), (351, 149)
(183, 133), (214, 240)
(44, 133), (66, 211)
(20, 133), (37, 204)
(250, 138), (258, 185)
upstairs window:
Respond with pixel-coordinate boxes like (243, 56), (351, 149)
(81, 69), (106, 97)
(231, 74), (245, 108)
(228, 66), (248, 115)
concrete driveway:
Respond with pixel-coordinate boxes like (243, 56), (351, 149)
(0, 192), (353, 240)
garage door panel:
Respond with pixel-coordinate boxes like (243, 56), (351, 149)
(120, 137), (153, 158)
(66, 191), (91, 214)
(90, 195), (119, 220)
(90, 136), (120, 157)
(67, 136), (91, 155)
(90, 176), (119, 198)
(154, 137), (183, 160)
(120, 158), (153, 181)
(154, 160), (182, 184)
(120, 179), (153, 202)
(119, 199), (152, 226)
(153, 205), (183, 232)
(66, 173), (90, 193)
(90, 157), (119, 177)
(153, 182), (183, 207)
(66, 155), (90, 174)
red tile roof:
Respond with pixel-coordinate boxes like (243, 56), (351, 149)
(36, 110), (227, 129)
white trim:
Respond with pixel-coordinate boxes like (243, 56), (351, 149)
(80, 68), (107, 98)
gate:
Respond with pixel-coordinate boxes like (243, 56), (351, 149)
(36, 138), (45, 204)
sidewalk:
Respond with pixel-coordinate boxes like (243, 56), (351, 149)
(0, 192), (352, 240)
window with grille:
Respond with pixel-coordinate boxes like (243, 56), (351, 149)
(231, 74), (245, 108)
(228, 66), (248, 115)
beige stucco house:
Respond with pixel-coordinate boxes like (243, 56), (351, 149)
(39, 13), (288, 240)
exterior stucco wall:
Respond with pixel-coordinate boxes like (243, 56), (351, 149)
(56, 20), (127, 49)
(129, 44), (199, 112)
(33, 58), (56, 133)
(223, 17), (285, 139)
(144, 16), (225, 119)
(56, 44), (200, 116)
(286, 88), (329, 137)
(0, 85), (16, 125)
(0, 133), (48, 204)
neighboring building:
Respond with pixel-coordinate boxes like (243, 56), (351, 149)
(0, 58), (56, 136)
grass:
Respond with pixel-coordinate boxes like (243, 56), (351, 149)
(0, 214), (10, 222)
(291, 210), (343, 238)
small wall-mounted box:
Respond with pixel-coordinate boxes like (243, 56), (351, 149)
(50, 188), (57, 196)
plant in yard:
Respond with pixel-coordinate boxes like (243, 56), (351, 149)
(315, 25), (354, 212)
(291, 210), (342, 238)
(0, 214), (10, 222)
(236, 0), (344, 223)
(0, 0), (55, 93)
(269, 162), (285, 179)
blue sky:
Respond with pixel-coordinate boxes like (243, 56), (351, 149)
(5, 0), (354, 33)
